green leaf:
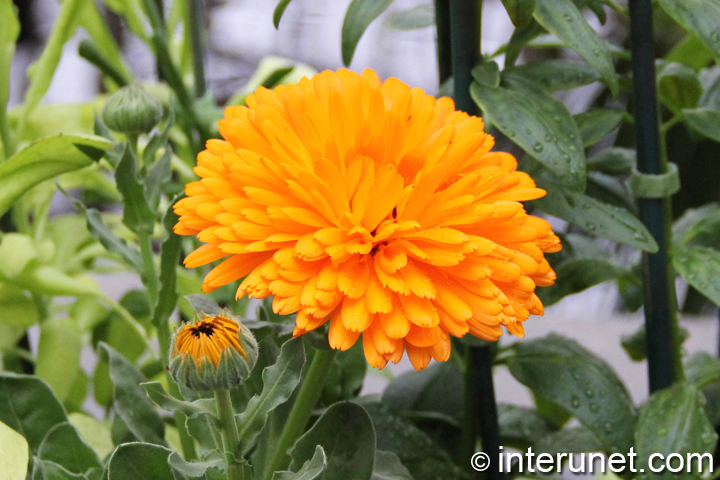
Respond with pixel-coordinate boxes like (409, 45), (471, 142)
(533, 0), (618, 96)
(531, 173), (658, 251)
(573, 108), (623, 147)
(586, 171), (636, 212)
(289, 402), (376, 480)
(0, 233), (39, 279)
(341, 0), (396, 66)
(683, 107), (720, 143)
(503, 59), (600, 92)
(143, 149), (172, 211)
(504, 19), (545, 67)
(657, 62), (703, 113)
(673, 245), (720, 306)
(501, 0), (535, 28)
(17, 0), (84, 132)
(382, 362), (463, 420)
(382, 4), (434, 31)
(673, 203), (720, 249)
(75, 204), (144, 273)
(507, 334), (637, 453)
(31, 459), (86, 480)
(666, 34), (714, 71)
(471, 61), (500, 88)
(470, 80), (586, 191)
(538, 258), (627, 305)
(0, 419), (29, 480)
(534, 427), (604, 456)
(273, 445), (327, 480)
(686, 352), (720, 388)
(186, 413), (223, 457)
(115, 145), (156, 234)
(99, 343), (166, 446)
(38, 422), (101, 474)
(0, 134), (112, 218)
(168, 450), (226, 477)
(371, 451), (413, 480)
(635, 382), (717, 480)
(153, 199), (182, 327)
(657, 0), (720, 63)
(0, 373), (67, 452)
(67, 413), (114, 460)
(497, 404), (553, 449)
(0, 284), (38, 328)
(274, 0), (293, 28)
(0, 0), (20, 155)
(36, 321), (82, 403)
(141, 382), (217, 418)
(237, 337), (305, 454)
(586, 147), (634, 174)
(108, 443), (175, 480)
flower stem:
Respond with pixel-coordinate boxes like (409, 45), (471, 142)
(0, 107), (14, 160)
(215, 389), (245, 480)
(139, 231), (159, 309)
(263, 348), (336, 480)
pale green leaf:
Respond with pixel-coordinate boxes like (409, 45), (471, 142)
(657, 0), (720, 63)
(382, 4), (434, 31)
(36, 321), (82, 403)
(0, 419), (29, 480)
(108, 443), (174, 480)
(342, 0), (396, 66)
(673, 245), (720, 306)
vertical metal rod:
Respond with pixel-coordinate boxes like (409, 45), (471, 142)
(628, 0), (681, 392)
(435, 0), (453, 86)
(471, 345), (503, 480)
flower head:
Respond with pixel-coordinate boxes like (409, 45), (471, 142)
(170, 312), (258, 390)
(174, 69), (561, 370)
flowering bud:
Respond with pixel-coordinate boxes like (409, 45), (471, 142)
(102, 84), (162, 135)
(169, 311), (258, 391)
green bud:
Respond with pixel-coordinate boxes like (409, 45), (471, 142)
(101, 84), (162, 135)
(169, 310), (259, 391)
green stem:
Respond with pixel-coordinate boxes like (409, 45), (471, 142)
(78, 39), (131, 88)
(263, 348), (337, 480)
(0, 107), (14, 159)
(459, 346), (476, 472)
(139, 231), (159, 309)
(215, 389), (245, 480)
(660, 112), (684, 135)
(186, 0), (207, 97)
(604, 0), (629, 16)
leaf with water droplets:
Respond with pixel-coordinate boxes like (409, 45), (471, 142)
(506, 334), (637, 454)
(683, 107), (720, 143)
(533, 0), (618, 96)
(503, 59), (601, 92)
(657, 61), (703, 113)
(673, 203), (720, 250)
(471, 79), (586, 191)
(672, 245), (720, 307)
(636, 382), (717, 480)
(657, 0), (720, 63)
(538, 258), (627, 306)
(574, 108), (624, 147)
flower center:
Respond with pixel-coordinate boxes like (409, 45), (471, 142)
(192, 323), (216, 338)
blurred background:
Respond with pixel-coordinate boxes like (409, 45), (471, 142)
(6, 0), (718, 413)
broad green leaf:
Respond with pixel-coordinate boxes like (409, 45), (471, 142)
(507, 334), (637, 453)
(673, 203), (720, 249)
(0, 284), (38, 328)
(673, 245), (720, 306)
(153, 199), (182, 327)
(586, 147), (634, 174)
(531, 172), (658, 251)
(382, 362), (463, 420)
(168, 450), (226, 477)
(534, 427), (603, 456)
(657, 0), (720, 63)
(141, 382), (217, 418)
(115, 145), (156, 234)
(533, 0), (618, 96)
(657, 62), (703, 113)
(382, 4), (434, 31)
(666, 34), (714, 71)
(101, 0), (148, 41)
(498, 404), (553, 449)
(683, 107), (720, 142)
(363, 403), (463, 480)
(0, 373), (67, 452)
(31, 459), (86, 480)
(371, 451), (412, 480)
(99, 343), (166, 446)
(533, 393), (571, 429)
(538, 258), (627, 305)
(17, 0), (84, 133)
(700, 67), (720, 109)
(1, 264), (98, 297)
(0, 0), (20, 157)
(503, 59), (600, 92)
(620, 325), (690, 363)
(586, 171), (636, 212)
(686, 352), (720, 388)
(0, 233), (39, 279)
(143, 148), (172, 211)
(36, 321), (82, 403)
(0, 419), (29, 480)
(11, 102), (97, 143)
(108, 443), (174, 480)
(289, 402), (376, 480)
(573, 108), (623, 147)
(470, 80), (586, 191)
(186, 413), (223, 456)
(67, 413), (114, 460)
(226, 56), (317, 107)
(501, 0), (535, 28)
(0, 134), (112, 218)
(635, 382), (717, 480)
(321, 340), (366, 404)
(237, 337), (305, 454)
(273, 446), (327, 480)
(341, 0), (396, 66)
(504, 19), (545, 67)
(274, 0), (293, 28)
(38, 422), (101, 474)
(471, 61), (500, 88)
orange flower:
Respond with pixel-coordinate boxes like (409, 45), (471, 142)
(174, 69), (561, 371)
(173, 315), (246, 368)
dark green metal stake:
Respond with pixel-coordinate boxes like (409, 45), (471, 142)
(629, 0), (681, 392)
